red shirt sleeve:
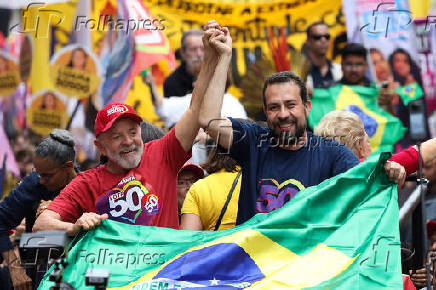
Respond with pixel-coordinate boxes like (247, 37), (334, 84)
(389, 146), (423, 176)
(148, 128), (192, 173)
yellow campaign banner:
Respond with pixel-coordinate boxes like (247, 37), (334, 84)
(50, 44), (101, 98)
(145, 0), (346, 79)
(0, 52), (20, 96)
(125, 74), (164, 126)
(409, 0), (430, 18)
(23, 2), (77, 93)
(26, 90), (69, 136)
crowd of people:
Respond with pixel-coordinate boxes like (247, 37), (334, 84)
(0, 20), (435, 290)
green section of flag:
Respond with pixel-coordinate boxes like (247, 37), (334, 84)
(309, 84), (405, 153)
(39, 153), (402, 289)
(394, 83), (424, 106)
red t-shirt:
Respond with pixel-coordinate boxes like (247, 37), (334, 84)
(48, 128), (190, 229)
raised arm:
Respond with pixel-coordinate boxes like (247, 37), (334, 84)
(174, 22), (221, 152)
(198, 23), (234, 149)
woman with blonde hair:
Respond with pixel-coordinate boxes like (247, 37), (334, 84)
(314, 110), (372, 161)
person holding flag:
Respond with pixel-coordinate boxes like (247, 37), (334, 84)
(33, 22), (223, 234)
(308, 43), (406, 154)
(198, 21), (359, 225)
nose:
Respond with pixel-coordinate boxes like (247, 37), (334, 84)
(186, 180), (195, 187)
(121, 134), (134, 146)
(277, 105), (289, 119)
(196, 47), (204, 58)
(39, 176), (50, 187)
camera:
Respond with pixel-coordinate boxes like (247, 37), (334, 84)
(19, 230), (68, 265)
(86, 269), (110, 289)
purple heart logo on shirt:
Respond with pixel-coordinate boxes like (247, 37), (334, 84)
(256, 179), (305, 213)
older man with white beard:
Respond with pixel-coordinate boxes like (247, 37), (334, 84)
(34, 24), (221, 234)
(33, 104), (183, 234)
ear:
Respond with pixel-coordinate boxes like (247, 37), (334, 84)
(94, 138), (108, 157)
(304, 100), (312, 117)
(355, 139), (365, 160)
(63, 160), (74, 169)
(179, 47), (186, 61)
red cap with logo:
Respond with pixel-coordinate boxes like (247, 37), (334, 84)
(178, 162), (205, 179)
(94, 103), (143, 136)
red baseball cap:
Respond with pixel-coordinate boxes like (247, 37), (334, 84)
(178, 162), (204, 179)
(94, 103), (143, 136)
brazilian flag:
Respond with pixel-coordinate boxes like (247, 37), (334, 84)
(309, 84), (405, 153)
(39, 154), (402, 289)
(394, 83), (424, 106)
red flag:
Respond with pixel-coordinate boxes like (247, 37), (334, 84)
(127, 0), (176, 75)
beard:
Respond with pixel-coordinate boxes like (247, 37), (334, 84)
(107, 144), (143, 170)
(270, 116), (307, 147)
(185, 57), (202, 75)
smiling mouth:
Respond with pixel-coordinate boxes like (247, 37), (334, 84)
(120, 148), (136, 156)
(278, 122), (295, 130)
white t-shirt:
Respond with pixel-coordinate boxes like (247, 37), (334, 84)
(155, 93), (247, 128)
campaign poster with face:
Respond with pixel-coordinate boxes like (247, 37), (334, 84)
(50, 44), (101, 99)
(0, 52), (20, 96)
(26, 90), (69, 136)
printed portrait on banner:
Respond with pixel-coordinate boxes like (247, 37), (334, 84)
(0, 52), (20, 96)
(27, 90), (69, 136)
(50, 44), (101, 99)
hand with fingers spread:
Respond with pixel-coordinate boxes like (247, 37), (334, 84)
(70, 213), (108, 235)
(384, 161), (406, 190)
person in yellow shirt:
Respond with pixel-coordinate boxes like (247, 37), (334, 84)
(180, 143), (241, 231)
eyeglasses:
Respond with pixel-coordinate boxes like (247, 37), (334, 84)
(343, 63), (366, 70)
(311, 34), (330, 41)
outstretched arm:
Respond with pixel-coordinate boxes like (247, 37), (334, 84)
(174, 22), (222, 151)
(33, 210), (108, 236)
(384, 137), (436, 189)
(198, 22), (234, 149)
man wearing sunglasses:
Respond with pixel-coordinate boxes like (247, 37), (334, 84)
(305, 22), (342, 91)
